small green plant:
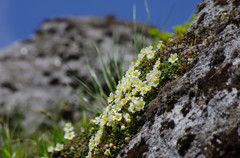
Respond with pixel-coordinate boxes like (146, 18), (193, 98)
(0, 119), (27, 158)
(148, 14), (196, 43)
(148, 28), (173, 44)
(173, 14), (196, 37)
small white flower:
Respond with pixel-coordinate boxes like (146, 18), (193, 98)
(147, 52), (155, 59)
(140, 87), (147, 96)
(64, 131), (75, 140)
(136, 100), (145, 111)
(108, 93), (114, 103)
(126, 118), (131, 123)
(107, 116), (115, 127)
(64, 122), (74, 132)
(55, 143), (64, 151)
(48, 146), (54, 152)
(154, 59), (161, 68)
(156, 41), (165, 50)
(146, 85), (152, 92)
(168, 53), (178, 64)
(116, 102), (123, 111)
(121, 125), (126, 130)
(152, 78), (159, 87)
(125, 137), (130, 141)
(128, 103), (137, 113)
(121, 98), (128, 105)
(100, 116), (107, 126)
(114, 113), (122, 122)
(152, 68), (161, 78)
(86, 152), (92, 158)
(131, 88), (138, 96)
(109, 143), (113, 147)
(132, 69), (141, 78)
(124, 113), (130, 120)
(104, 149), (111, 156)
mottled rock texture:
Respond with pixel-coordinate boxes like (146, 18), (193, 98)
(118, 0), (240, 158)
(0, 16), (152, 132)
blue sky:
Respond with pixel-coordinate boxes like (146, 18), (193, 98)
(0, 0), (202, 49)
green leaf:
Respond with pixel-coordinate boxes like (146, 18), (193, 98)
(148, 28), (160, 36)
(1, 149), (11, 158)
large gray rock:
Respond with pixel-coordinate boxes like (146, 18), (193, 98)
(118, 0), (240, 157)
(0, 16), (153, 132)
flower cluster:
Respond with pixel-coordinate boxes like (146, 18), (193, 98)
(64, 122), (76, 140)
(86, 41), (180, 157)
(48, 143), (64, 153)
(48, 122), (75, 153)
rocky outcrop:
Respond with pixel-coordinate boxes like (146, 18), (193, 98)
(0, 16), (153, 132)
(118, 0), (240, 157)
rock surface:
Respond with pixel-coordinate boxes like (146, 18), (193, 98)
(118, 0), (240, 158)
(0, 16), (152, 132)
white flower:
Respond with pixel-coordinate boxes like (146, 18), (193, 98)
(121, 98), (128, 105)
(109, 143), (113, 147)
(152, 78), (159, 87)
(116, 102), (123, 111)
(146, 85), (152, 92)
(154, 59), (161, 68)
(108, 93), (114, 103)
(64, 131), (75, 140)
(125, 137), (130, 141)
(131, 88), (138, 96)
(145, 45), (153, 53)
(100, 116), (107, 126)
(125, 93), (132, 100)
(64, 122), (74, 132)
(132, 69), (141, 78)
(126, 118), (131, 123)
(115, 93), (123, 102)
(89, 137), (95, 150)
(128, 103), (137, 113)
(123, 113), (131, 123)
(91, 116), (100, 125)
(146, 73), (155, 83)
(48, 146), (54, 152)
(152, 68), (161, 78)
(147, 50), (156, 59)
(104, 149), (111, 156)
(124, 113), (130, 120)
(138, 48), (147, 59)
(168, 53), (178, 64)
(134, 98), (145, 111)
(114, 113), (122, 122)
(140, 87), (147, 96)
(121, 125), (126, 130)
(55, 143), (64, 151)
(156, 41), (165, 50)
(107, 116), (115, 127)
(86, 152), (92, 158)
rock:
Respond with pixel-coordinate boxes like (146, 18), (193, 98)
(118, 0), (240, 157)
(0, 16), (153, 133)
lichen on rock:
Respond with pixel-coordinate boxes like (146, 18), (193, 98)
(118, 0), (240, 157)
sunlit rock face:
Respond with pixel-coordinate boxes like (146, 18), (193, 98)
(118, 0), (240, 157)
(0, 15), (153, 132)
